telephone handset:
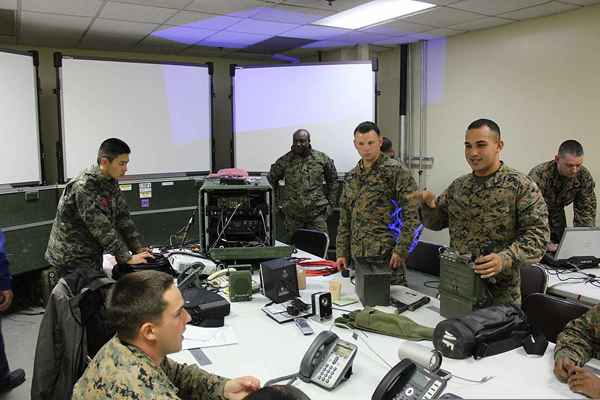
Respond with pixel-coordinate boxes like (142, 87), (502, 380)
(207, 268), (236, 288)
(372, 359), (448, 400)
(299, 331), (357, 390)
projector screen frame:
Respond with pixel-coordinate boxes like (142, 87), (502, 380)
(54, 53), (215, 183)
(0, 48), (45, 187)
(230, 60), (378, 173)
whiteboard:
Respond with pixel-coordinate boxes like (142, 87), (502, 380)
(233, 62), (376, 173)
(59, 57), (212, 180)
(0, 50), (42, 185)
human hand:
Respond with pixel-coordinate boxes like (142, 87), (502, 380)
(389, 252), (405, 270)
(547, 243), (559, 253)
(408, 191), (437, 208)
(0, 289), (14, 312)
(336, 257), (348, 271)
(554, 357), (576, 382)
(473, 253), (504, 278)
(568, 366), (600, 398)
(127, 251), (153, 265)
(224, 376), (261, 400)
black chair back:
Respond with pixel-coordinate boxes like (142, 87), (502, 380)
(523, 293), (589, 343)
(406, 241), (443, 276)
(292, 228), (329, 259)
(520, 264), (548, 304)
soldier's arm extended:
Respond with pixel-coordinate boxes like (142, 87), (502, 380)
(163, 357), (228, 400)
(573, 169), (597, 227)
(497, 180), (549, 268)
(324, 157), (339, 208)
(75, 186), (132, 263)
(336, 183), (351, 259)
(267, 156), (286, 186)
(419, 189), (450, 231)
(115, 190), (143, 253)
(393, 171), (419, 259)
(555, 305), (600, 366)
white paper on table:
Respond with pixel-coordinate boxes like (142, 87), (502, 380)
(181, 325), (238, 350)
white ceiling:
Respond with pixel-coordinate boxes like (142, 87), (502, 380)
(0, 0), (597, 59)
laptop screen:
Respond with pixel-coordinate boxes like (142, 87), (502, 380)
(555, 227), (600, 260)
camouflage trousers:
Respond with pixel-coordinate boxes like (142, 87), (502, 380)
(352, 251), (407, 286)
(276, 211), (329, 245)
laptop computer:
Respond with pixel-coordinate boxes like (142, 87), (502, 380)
(543, 227), (600, 269)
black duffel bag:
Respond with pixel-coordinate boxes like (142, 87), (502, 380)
(111, 253), (178, 280)
(433, 305), (530, 359)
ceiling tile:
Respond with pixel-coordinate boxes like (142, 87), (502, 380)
(423, 27), (464, 37)
(113, 0), (192, 8)
(280, 24), (349, 40)
(20, 11), (92, 47)
(450, 0), (549, 15)
(185, 0), (266, 17)
(22, 0), (104, 17)
(251, 4), (334, 24)
(501, 1), (580, 19)
(331, 31), (392, 44)
(0, 0), (17, 10)
(403, 6), (483, 27)
(302, 39), (355, 49)
(166, 11), (241, 30)
(449, 16), (514, 30)
(134, 35), (188, 54)
(361, 20), (433, 35)
(151, 25), (216, 45)
(281, 0), (370, 12)
(226, 18), (299, 35)
(559, 0), (600, 4)
(424, 0), (463, 4)
(81, 18), (158, 49)
(198, 30), (272, 48)
(99, 2), (178, 23)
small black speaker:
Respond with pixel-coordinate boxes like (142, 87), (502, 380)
(260, 258), (299, 303)
(311, 292), (332, 321)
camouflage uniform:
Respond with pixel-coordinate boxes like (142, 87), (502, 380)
(336, 154), (420, 285)
(528, 161), (597, 243)
(72, 336), (227, 400)
(420, 163), (549, 305)
(555, 305), (600, 366)
(268, 149), (338, 244)
(45, 165), (142, 276)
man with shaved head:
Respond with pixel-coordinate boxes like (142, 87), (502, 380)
(412, 119), (549, 305)
(268, 129), (338, 245)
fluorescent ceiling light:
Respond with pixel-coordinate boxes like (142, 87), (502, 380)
(314, 0), (435, 30)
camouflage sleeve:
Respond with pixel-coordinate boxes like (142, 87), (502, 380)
(75, 186), (131, 263)
(115, 190), (143, 253)
(163, 357), (228, 400)
(555, 305), (600, 366)
(419, 189), (450, 231)
(336, 181), (351, 259)
(267, 156), (286, 186)
(497, 179), (549, 269)
(573, 169), (596, 227)
(393, 171), (419, 259)
(324, 157), (339, 208)
(527, 165), (545, 192)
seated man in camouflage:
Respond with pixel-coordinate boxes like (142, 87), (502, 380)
(554, 305), (600, 398)
(412, 119), (549, 305)
(72, 270), (260, 400)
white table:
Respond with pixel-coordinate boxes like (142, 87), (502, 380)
(170, 251), (592, 399)
(545, 266), (600, 306)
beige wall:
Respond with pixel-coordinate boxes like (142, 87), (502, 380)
(2, 44), (270, 183)
(422, 4), (600, 245)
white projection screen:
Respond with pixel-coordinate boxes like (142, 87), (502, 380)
(59, 56), (212, 180)
(233, 62), (376, 173)
(0, 50), (42, 185)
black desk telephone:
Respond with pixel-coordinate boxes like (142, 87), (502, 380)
(299, 331), (357, 390)
(372, 359), (448, 400)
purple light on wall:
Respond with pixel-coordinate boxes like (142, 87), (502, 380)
(332, 31), (393, 44)
(272, 53), (300, 63)
(426, 37), (447, 105)
(152, 26), (216, 45)
(302, 39), (354, 49)
(226, 18), (299, 35)
(177, 14), (241, 31)
(199, 31), (272, 48)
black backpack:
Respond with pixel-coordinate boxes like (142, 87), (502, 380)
(433, 305), (530, 359)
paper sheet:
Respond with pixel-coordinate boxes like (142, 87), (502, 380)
(181, 325), (238, 350)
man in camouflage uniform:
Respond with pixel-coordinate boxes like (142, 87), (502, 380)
(72, 270), (260, 399)
(268, 129), (338, 244)
(45, 138), (152, 276)
(554, 305), (600, 398)
(413, 119), (549, 305)
(529, 140), (596, 251)
(336, 121), (420, 286)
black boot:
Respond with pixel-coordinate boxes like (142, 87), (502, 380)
(0, 368), (25, 392)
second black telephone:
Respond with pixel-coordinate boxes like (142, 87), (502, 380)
(372, 359), (448, 400)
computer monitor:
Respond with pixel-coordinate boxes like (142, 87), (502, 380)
(555, 227), (600, 260)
